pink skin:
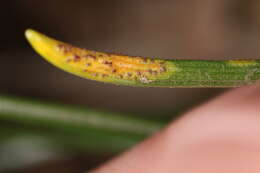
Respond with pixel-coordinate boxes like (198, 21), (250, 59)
(91, 84), (260, 173)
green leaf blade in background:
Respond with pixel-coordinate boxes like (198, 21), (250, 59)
(0, 95), (166, 154)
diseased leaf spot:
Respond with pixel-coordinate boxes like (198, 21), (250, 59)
(56, 43), (171, 83)
(57, 43), (73, 54)
(139, 76), (153, 84)
(66, 58), (72, 63)
(84, 54), (96, 60)
(119, 74), (124, 79)
(103, 61), (113, 66)
(102, 74), (109, 78)
(91, 73), (98, 77)
(159, 67), (167, 72)
(127, 72), (132, 77)
(73, 55), (81, 62)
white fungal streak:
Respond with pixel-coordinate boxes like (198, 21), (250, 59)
(139, 76), (153, 84)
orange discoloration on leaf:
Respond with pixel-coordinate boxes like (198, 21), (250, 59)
(56, 42), (167, 83)
(25, 29), (170, 85)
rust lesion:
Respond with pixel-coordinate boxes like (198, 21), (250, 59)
(57, 43), (74, 54)
(56, 43), (168, 83)
(83, 54), (97, 60)
(73, 55), (81, 62)
(86, 63), (91, 67)
(103, 60), (113, 66)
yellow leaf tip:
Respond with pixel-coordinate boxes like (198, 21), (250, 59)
(25, 29), (35, 40)
(25, 29), (44, 43)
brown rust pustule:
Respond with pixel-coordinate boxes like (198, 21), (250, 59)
(84, 54), (96, 60)
(102, 74), (109, 78)
(73, 55), (81, 62)
(103, 61), (113, 66)
(56, 41), (168, 84)
(57, 43), (73, 54)
(127, 72), (133, 77)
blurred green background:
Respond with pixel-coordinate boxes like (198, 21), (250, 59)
(1, 0), (259, 172)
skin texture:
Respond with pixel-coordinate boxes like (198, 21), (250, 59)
(91, 84), (260, 173)
(25, 29), (260, 87)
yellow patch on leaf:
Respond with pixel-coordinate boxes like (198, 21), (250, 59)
(228, 60), (257, 67)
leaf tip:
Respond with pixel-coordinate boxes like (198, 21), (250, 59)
(25, 29), (38, 43)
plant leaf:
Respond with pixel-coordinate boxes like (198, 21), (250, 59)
(0, 95), (167, 153)
(25, 29), (260, 87)
(0, 95), (164, 136)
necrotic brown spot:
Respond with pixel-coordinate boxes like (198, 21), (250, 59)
(102, 74), (109, 78)
(143, 58), (149, 64)
(159, 67), (166, 72)
(127, 72), (132, 77)
(118, 74), (123, 79)
(74, 55), (81, 61)
(58, 43), (73, 54)
(84, 55), (96, 60)
(152, 71), (158, 75)
(92, 73), (98, 77)
(66, 58), (72, 63)
(104, 61), (113, 66)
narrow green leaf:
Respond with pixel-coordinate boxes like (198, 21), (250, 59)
(0, 126), (141, 154)
(0, 95), (165, 136)
(0, 95), (167, 153)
